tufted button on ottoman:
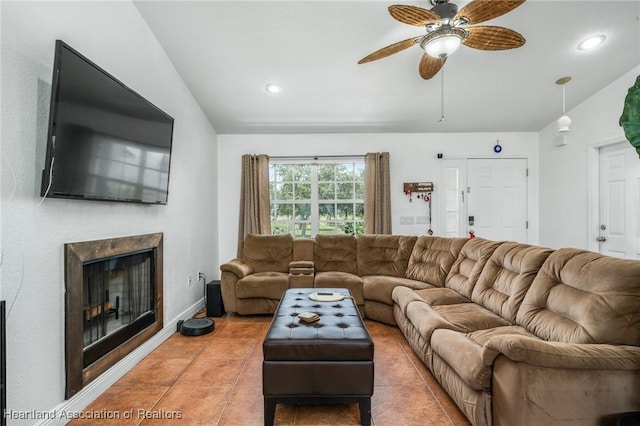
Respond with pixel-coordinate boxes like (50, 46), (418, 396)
(262, 288), (374, 426)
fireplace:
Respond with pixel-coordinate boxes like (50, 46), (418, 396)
(65, 233), (163, 398)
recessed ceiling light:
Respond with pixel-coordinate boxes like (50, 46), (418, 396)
(265, 83), (282, 93)
(577, 34), (606, 51)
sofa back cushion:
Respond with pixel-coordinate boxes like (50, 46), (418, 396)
(242, 233), (293, 273)
(516, 248), (640, 345)
(357, 235), (417, 277)
(293, 238), (314, 261)
(471, 242), (553, 322)
(445, 238), (501, 299)
(405, 236), (468, 287)
(314, 234), (357, 273)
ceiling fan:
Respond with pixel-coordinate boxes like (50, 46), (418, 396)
(358, 0), (526, 79)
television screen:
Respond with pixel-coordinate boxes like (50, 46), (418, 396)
(41, 40), (174, 204)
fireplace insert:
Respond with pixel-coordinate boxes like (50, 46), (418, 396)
(65, 233), (163, 398)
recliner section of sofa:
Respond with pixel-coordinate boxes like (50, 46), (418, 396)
(220, 233), (294, 314)
(393, 244), (640, 426)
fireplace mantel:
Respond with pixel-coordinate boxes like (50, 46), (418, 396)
(64, 233), (163, 399)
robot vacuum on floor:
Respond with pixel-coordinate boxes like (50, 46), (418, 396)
(179, 318), (215, 336)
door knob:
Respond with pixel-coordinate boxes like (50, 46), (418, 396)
(596, 236), (607, 242)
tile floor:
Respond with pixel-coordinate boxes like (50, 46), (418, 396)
(70, 314), (471, 425)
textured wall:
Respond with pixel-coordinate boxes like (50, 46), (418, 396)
(1, 1), (218, 420)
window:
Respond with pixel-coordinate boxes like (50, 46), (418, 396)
(269, 159), (365, 238)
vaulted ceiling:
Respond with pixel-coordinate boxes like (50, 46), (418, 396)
(134, 1), (640, 134)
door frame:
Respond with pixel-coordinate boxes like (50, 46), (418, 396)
(587, 136), (629, 253)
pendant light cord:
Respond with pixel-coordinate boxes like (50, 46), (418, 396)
(438, 63), (445, 123)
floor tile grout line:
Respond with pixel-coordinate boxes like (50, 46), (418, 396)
(140, 328), (215, 423)
(395, 335), (457, 426)
(140, 320), (230, 424)
(214, 329), (263, 426)
(136, 385), (172, 426)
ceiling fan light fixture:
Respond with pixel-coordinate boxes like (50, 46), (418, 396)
(422, 27), (466, 58)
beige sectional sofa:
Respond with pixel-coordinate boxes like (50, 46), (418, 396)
(220, 233), (640, 426)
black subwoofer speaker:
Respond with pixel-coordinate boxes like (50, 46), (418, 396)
(206, 281), (225, 317)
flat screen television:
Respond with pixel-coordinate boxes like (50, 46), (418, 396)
(41, 40), (174, 204)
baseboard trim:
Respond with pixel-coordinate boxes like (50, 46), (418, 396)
(35, 299), (204, 426)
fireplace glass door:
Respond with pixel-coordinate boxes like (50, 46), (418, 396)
(83, 250), (155, 367)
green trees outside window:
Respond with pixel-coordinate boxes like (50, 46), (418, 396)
(270, 161), (365, 238)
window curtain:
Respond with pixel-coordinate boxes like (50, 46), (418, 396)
(237, 154), (271, 256)
(364, 152), (391, 234)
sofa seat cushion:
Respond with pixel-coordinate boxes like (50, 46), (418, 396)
(363, 275), (432, 305)
(402, 301), (512, 355)
(430, 303), (512, 333)
(237, 272), (290, 300)
(414, 288), (470, 306)
(314, 271), (364, 305)
(431, 326), (537, 391)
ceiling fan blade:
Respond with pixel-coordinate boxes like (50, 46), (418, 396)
(454, 0), (525, 25)
(419, 54), (446, 80)
(389, 5), (441, 27)
(462, 26), (525, 50)
(358, 37), (420, 64)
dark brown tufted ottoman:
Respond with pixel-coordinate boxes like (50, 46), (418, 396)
(262, 288), (374, 426)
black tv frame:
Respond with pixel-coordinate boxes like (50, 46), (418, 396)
(41, 40), (175, 205)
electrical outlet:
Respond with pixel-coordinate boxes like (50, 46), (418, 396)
(187, 274), (192, 287)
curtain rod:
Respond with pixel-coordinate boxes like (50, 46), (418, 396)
(270, 154), (364, 160)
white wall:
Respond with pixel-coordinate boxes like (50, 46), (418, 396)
(538, 65), (640, 249)
(1, 1), (218, 421)
(217, 132), (539, 264)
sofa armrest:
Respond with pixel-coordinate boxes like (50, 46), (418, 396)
(220, 258), (253, 278)
(484, 334), (640, 370)
(289, 260), (314, 275)
(290, 260), (314, 269)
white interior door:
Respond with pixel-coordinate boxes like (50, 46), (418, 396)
(598, 142), (640, 259)
(466, 158), (528, 242)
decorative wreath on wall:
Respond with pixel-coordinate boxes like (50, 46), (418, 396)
(620, 74), (640, 158)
